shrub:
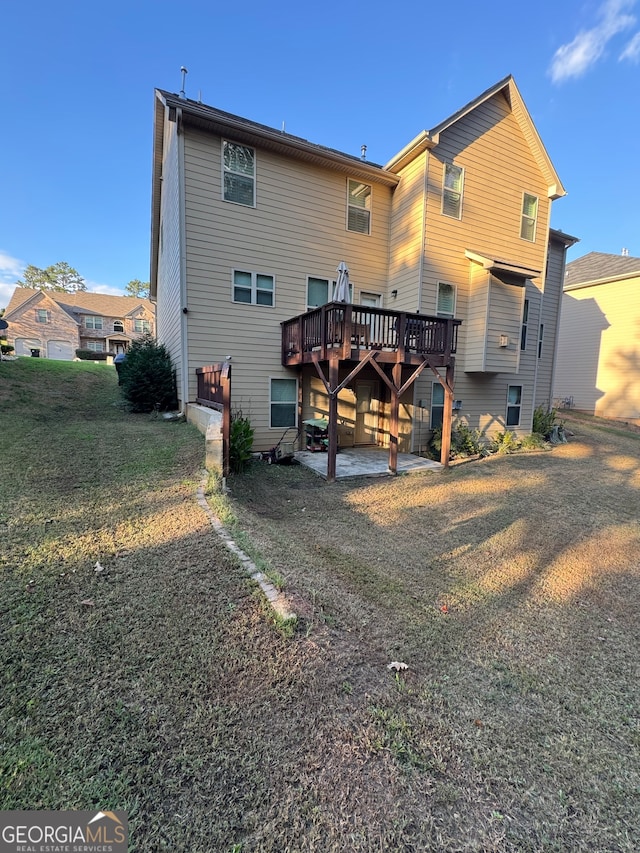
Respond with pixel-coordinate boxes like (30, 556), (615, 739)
(429, 423), (486, 459)
(532, 405), (558, 439)
(520, 432), (547, 451)
(1, 344), (15, 355)
(229, 410), (254, 473)
(120, 334), (178, 413)
(491, 430), (521, 454)
(75, 349), (108, 361)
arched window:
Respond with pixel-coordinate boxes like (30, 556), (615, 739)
(113, 320), (124, 333)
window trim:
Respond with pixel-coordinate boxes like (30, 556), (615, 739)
(232, 269), (275, 307)
(134, 318), (151, 333)
(86, 340), (105, 352)
(430, 381), (445, 430)
(436, 281), (456, 318)
(222, 140), (256, 208)
(35, 308), (50, 324)
(113, 320), (124, 333)
(506, 385), (522, 427)
(269, 376), (298, 429)
(347, 178), (372, 235)
(520, 192), (538, 242)
(85, 315), (104, 330)
(442, 163), (464, 220)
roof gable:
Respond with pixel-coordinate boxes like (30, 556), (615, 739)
(385, 76), (565, 199)
(4, 287), (154, 321)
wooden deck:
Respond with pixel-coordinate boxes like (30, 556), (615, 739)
(281, 303), (460, 367)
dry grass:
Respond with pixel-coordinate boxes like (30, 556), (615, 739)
(2, 360), (638, 852)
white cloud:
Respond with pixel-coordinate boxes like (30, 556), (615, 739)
(85, 280), (126, 296)
(550, 0), (637, 82)
(0, 251), (25, 310)
(620, 30), (640, 59)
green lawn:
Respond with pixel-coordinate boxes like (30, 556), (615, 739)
(1, 358), (639, 851)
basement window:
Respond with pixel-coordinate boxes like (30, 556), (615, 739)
(506, 385), (522, 426)
(270, 378), (297, 428)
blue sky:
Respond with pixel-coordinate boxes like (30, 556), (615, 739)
(1, 0), (639, 309)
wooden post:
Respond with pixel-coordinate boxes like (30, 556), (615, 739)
(222, 363), (231, 478)
(388, 361), (402, 475)
(440, 363), (453, 469)
(327, 356), (339, 483)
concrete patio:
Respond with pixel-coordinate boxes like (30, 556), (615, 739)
(295, 447), (442, 480)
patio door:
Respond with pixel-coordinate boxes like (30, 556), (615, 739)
(355, 380), (378, 445)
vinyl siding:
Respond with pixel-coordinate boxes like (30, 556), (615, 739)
(554, 275), (640, 420)
(155, 115), (184, 398)
(182, 127), (392, 450)
(389, 151), (425, 311)
(535, 237), (565, 409)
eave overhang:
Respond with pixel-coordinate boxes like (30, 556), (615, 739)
(465, 249), (541, 283)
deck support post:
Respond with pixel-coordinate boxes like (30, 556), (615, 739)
(440, 363), (455, 468)
(388, 361), (402, 475)
(327, 355), (339, 483)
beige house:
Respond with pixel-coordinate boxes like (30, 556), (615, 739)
(554, 252), (640, 422)
(150, 75), (575, 463)
(3, 288), (155, 360)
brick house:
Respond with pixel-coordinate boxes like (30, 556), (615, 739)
(3, 288), (156, 359)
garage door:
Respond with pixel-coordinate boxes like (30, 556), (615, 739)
(47, 340), (74, 360)
(14, 338), (42, 356)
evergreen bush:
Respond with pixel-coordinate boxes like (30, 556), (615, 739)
(120, 334), (178, 413)
(229, 411), (254, 473)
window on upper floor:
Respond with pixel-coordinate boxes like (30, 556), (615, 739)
(113, 320), (124, 333)
(520, 193), (538, 241)
(307, 276), (353, 309)
(223, 141), (255, 207)
(442, 163), (464, 219)
(520, 299), (529, 350)
(35, 309), (50, 323)
(86, 340), (104, 352)
(506, 385), (522, 426)
(233, 270), (274, 306)
(437, 282), (456, 318)
(347, 179), (371, 234)
(85, 316), (103, 330)
(270, 378), (297, 428)
(431, 382), (445, 430)
(134, 319), (151, 333)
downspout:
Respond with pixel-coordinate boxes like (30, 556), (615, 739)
(177, 107), (189, 411)
(411, 148), (430, 453)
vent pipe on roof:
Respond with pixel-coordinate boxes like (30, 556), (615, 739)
(361, 144), (367, 161)
(621, 247), (629, 256)
(179, 66), (188, 99)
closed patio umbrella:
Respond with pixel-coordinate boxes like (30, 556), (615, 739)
(332, 261), (351, 303)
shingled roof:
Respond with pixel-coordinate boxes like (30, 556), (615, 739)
(5, 287), (154, 319)
(564, 252), (640, 290)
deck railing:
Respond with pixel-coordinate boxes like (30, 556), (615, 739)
(282, 303), (460, 365)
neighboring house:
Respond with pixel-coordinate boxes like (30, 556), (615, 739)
(150, 75), (576, 463)
(3, 289), (155, 360)
(554, 251), (640, 422)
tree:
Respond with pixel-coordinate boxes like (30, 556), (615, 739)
(120, 334), (177, 413)
(124, 279), (150, 299)
(17, 261), (86, 292)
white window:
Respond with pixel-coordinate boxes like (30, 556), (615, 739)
(436, 282), (456, 317)
(431, 382), (444, 429)
(113, 320), (124, 332)
(223, 141), (255, 206)
(347, 179), (371, 234)
(35, 309), (49, 323)
(306, 276), (355, 309)
(134, 319), (151, 333)
(520, 193), (538, 241)
(86, 340), (104, 352)
(520, 299), (529, 350)
(442, 163), (464, 219)
(538, 324), (544, 359)
(233, 270), (274, 306)
(270, 378), (297, 428)
(506, 385), (522, 427)
(85, 316), (103, 330)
